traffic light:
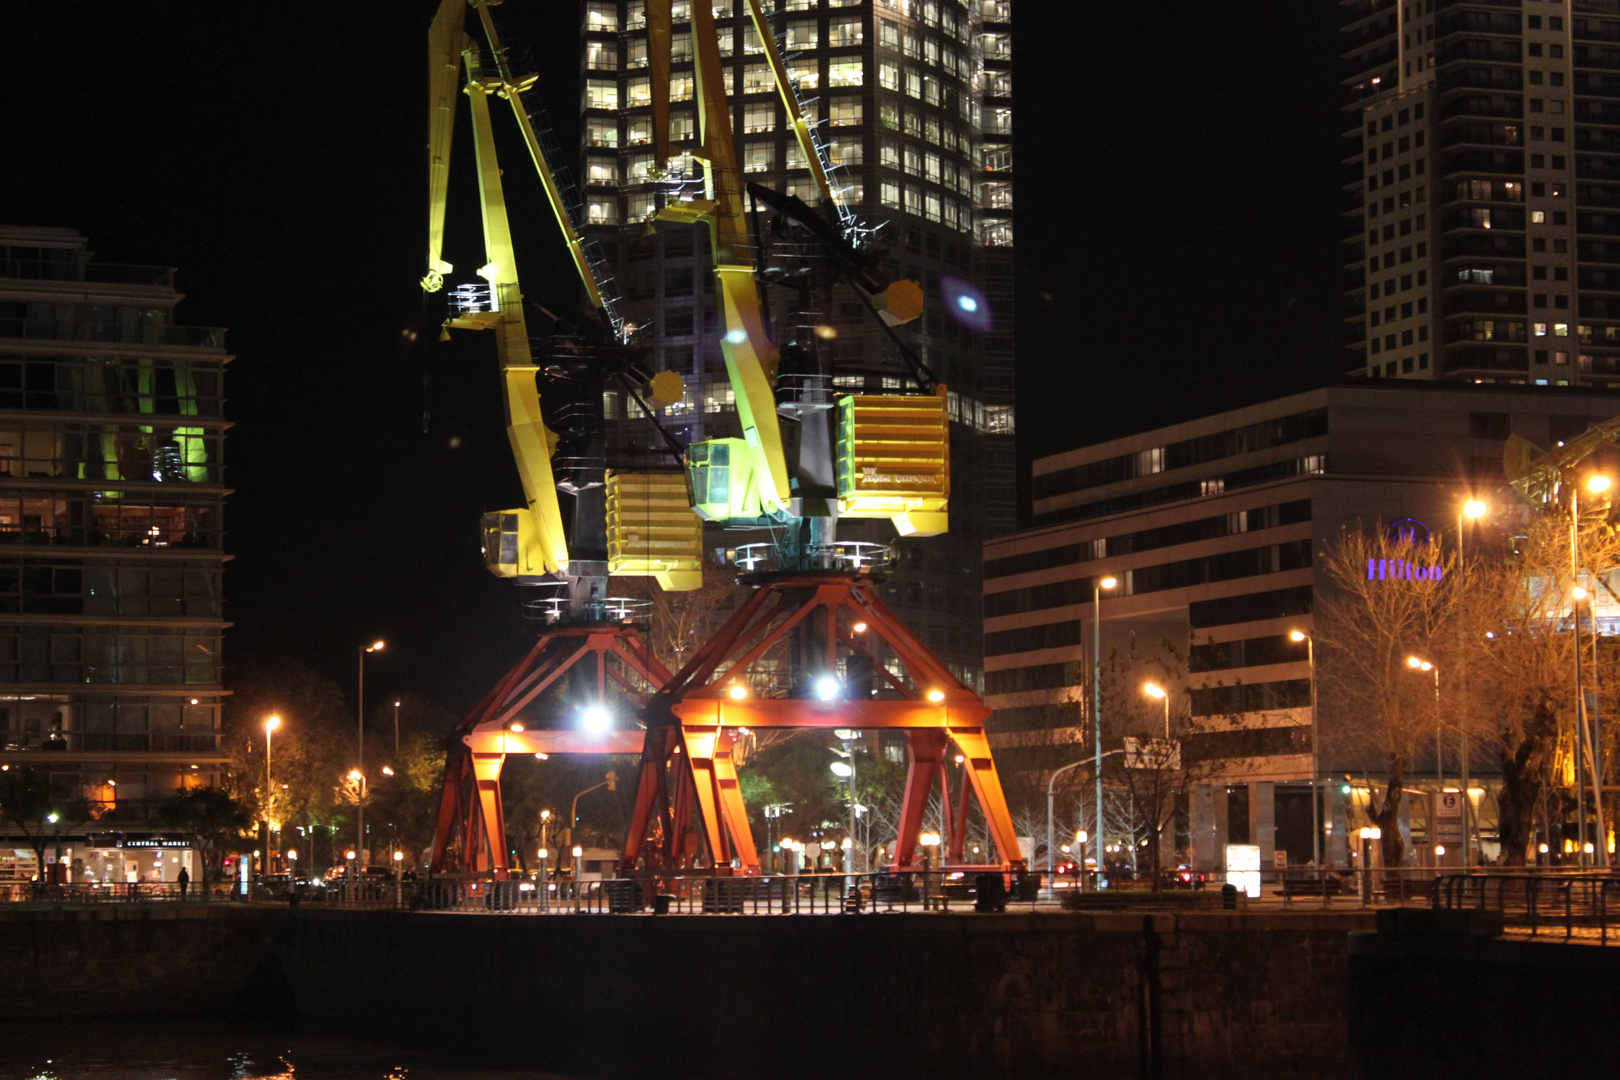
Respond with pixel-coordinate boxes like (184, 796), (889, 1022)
(606, 770), (617, 791)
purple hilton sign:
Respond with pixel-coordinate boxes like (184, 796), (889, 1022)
(1367, 558), (1444, 582)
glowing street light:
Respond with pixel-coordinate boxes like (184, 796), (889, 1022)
(264, 715), (281, 873)
(728, 683), (748, 700)
(1589, 474), (1612, 494)
(579, 703), (612, 733)
(357, 639), (385, 867)
(1092, 574), (1119, 872)
(814, 676), (841, 701)
(829, 761), (853, 778)
(926, 689), (946, 703)
(1142, 682), (1170, 739)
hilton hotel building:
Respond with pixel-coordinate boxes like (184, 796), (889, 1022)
(983, 384), (1620, 870)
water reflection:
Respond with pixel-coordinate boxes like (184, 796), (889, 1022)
(0, 1020), (572, 1080)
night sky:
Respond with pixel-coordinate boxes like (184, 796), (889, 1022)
(3, 2), (1347, 711)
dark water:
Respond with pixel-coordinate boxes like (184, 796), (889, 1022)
(0, 1021), (573, 1080)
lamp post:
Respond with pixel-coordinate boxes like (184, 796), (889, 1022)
(346, 769), (367, 875)
(1569, 474), (1612, 866)
(1045, 749), (1125, 896)
(1455, 499), (1487, 865)
(393, 698), (402, 756)
(264, 715), (280, 873)
(1572, 585), (1611, 868)
(1142, 682), (1169, 739)
(1291, 631), (1322, 867)
(357, 639), (384, 865)
(1092, 575), (1118, 878)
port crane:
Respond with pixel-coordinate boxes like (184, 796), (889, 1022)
(425, 0), (1024, 879)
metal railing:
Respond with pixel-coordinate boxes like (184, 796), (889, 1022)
(1433, 871), (1620, 943)
(400, 870), (1042, 916)
(7, 881), (230, 903)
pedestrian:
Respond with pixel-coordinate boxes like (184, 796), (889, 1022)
(177, 865), (190, 900)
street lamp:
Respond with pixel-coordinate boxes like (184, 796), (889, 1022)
(1045, 748), (1124, 896)
(1092, 574), (1118, 876)
(264, 715), (280, 874)
(357, 639), (384, 866)
(1291, 631), (1323, 867)
(393, 699), (402, 755)
(347, 768), (367, 873)
(1458, 498), (1488, 560)
(1142, 682), (1169, 738)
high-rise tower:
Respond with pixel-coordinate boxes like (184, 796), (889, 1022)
(574, 0), (1014, 686)
(1345, 0), (1620, 386)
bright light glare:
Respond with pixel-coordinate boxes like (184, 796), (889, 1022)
(46, 813), (58, 824)
(1290, 630), (1306, 643)
(829, 761), (853, 778)
(580, 704), (612, 734)
(1434, 845), (1446, 856)
(814, 676), (840, 701)
(369, 640), (385, 652)
(728, 683), (748, 700)
(1142, 682), (1166, 699)
(724, 329), (748, 344)
(509, 722), (525, 732)
(1463, 499), (1488, 519)
(956, 295), (978, 313)
(851, 622), (868, 634)
(381, 766), (394, 776)
(1575, 587), (1589, 600)
(1590, 475), (1613, 494)
(571, 845), (583, 857)
(347, 769), (363, 781)
(926, 689), (946, 703)
(265, 715), (281, 732)
(1099, 576), (1118, 590)
(1075, 830), (1088, 843)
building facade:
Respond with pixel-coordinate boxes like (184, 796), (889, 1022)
(1345, 0), (1620, 385)
(0, 227), (228, 884)
(574, 0), (1015, 684)
(983, 384), (1620, 870)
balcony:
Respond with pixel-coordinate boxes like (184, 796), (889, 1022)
(0, 259), (175, 288)
(0, 319), (225, 350)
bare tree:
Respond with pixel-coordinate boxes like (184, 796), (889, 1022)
(1315, 526), (1466, 869)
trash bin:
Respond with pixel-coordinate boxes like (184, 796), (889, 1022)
(1221, 882), (1238, 910)
(604, 879), (642, 913)
(974, 872), (1008, 913)
(652, 893), (674, 915)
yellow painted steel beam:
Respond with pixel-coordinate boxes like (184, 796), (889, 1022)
(743, 0), (838, 210)
(463, 55), (569, 576)
(472, 3), (610, 318)
(647, 0), (672, 170)
(422, 0), (467, 292)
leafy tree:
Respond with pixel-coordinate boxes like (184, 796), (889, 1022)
(152, 787), (253, 878)
(0, 768), (95, 881)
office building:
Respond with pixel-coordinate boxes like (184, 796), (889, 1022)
(983, 384), (1620, 869)
(0, 226), (228, 884)
(575, 0), (1015, 684)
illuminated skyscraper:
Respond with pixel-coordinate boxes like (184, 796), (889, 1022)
(576, 0), (1014, 683)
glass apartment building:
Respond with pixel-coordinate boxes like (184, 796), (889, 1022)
(0, 226), (227, 880)
(573, 0), (1015, 683)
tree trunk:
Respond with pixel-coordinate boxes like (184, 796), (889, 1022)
(1497, 697), (1557, 867)
(1374, 764), (1407, 870)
